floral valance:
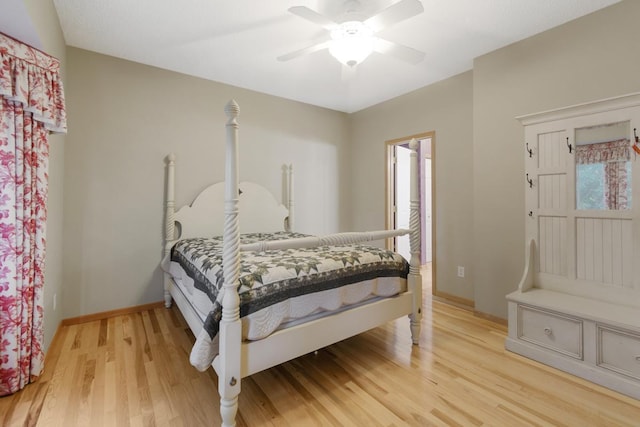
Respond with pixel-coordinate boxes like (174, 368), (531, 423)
(0, 33), (66, 133)
(575, 139), (630, 165)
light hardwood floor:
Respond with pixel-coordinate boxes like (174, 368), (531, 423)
(2, 276), (640, 426)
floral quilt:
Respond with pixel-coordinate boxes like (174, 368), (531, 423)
(170, 231), (409, 344)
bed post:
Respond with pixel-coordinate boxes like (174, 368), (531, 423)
(287, 164), (294, 231)
(408, 139), (423, 345)
(164, 153), (176, 308)
(219, 100), (242, 427)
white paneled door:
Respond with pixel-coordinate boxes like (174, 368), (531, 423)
(423, 157), (432, 263)
(395, 144), (411, 261)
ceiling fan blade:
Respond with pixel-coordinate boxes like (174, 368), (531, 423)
(288, 6), (337, 31)
(374, 38), (425, 64)
(277, 41), (330, 62)
(365, 0), (424, 33)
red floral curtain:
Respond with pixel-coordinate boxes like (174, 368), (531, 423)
(0, 33), (66, 396)
(604, 161), (630, 210)
(575, 139), (630, 165)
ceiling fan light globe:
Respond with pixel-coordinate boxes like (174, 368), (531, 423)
(329, 21), (374, 67)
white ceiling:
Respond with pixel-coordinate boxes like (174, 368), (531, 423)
(45, 0), (621, 112)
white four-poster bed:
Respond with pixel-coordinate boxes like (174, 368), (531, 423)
(162, 100), (423, 426)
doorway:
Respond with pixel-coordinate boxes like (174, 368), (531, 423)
(386, 132), (435, 291)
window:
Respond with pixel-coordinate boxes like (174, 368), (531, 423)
(576, 160), (632, 210)
(575, 122), (632, 210)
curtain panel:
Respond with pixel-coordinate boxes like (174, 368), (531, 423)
(0, 33), (66, 396)
(604, 161), (629, 210)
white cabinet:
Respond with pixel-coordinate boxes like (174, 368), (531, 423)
(508, 290), (640, 399)
(506, 93), (640, 399)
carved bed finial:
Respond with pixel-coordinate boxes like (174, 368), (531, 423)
(225, 100), (240, 123)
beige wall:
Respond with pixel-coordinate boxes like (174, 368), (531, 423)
(472, 0), (640, 318)
(350, 72), (475, 302)
(63, 48), (350, 318)
(23, 0), (67, 350)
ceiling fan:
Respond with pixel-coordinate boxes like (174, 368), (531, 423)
(277, 0), (426, 68)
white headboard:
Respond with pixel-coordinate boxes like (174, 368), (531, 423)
(164, 154), (292, 250)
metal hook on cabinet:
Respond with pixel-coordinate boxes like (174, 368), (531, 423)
(526, 143), (533, 158)
(634, 128), (640, 156)
(566, 137), (573, 154)
(526, 173), (533, 188)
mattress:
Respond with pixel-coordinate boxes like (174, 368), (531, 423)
(168, 259), (406, 340)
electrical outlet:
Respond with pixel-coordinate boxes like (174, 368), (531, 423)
(53, 293), (57, 311)
(457, 266), (465, 278)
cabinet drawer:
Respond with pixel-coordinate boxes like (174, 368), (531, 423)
(517, 305), (583, 359)
(597, 325), (640, 380)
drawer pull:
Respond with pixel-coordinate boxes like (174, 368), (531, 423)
(635, 356), (640, 362)
(544, 327), (552, 336)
